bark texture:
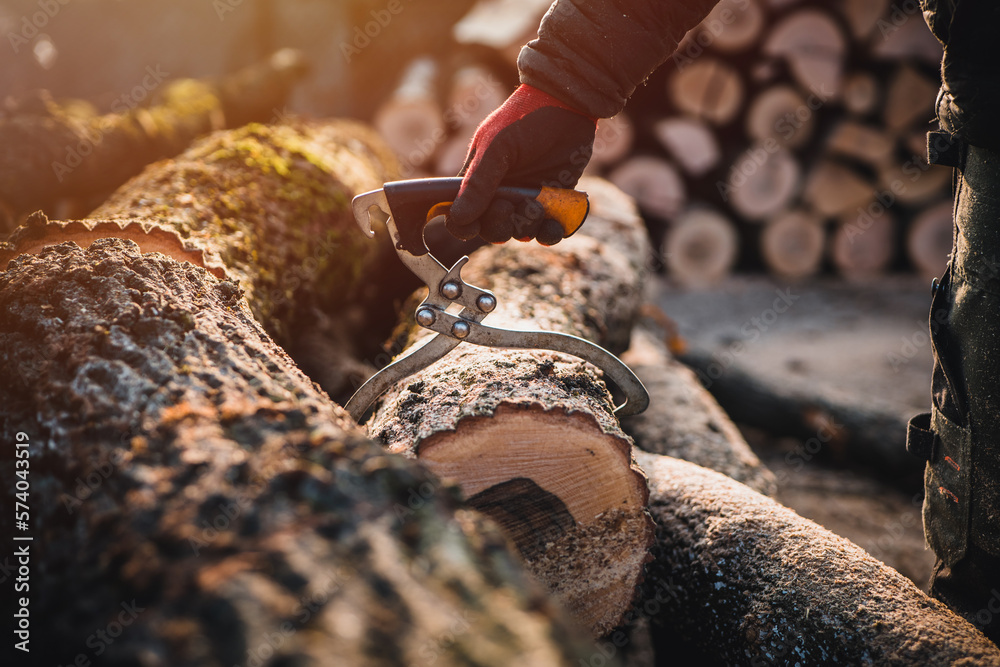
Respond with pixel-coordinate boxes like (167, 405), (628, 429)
(637, 452), (1000, 666)
(3, 119), (399, 398)
(367, 176), (654, 636)
(620, 326), (776, 496)
(0, 49), (309, 224)
(0, 239), (595, 667)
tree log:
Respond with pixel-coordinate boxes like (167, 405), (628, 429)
(745, 85), (815, 149)
(668, 57), (745, 126)
(663, 208), (739, 287)
(763, 9), (847, 96)
(608, 156), (686, 221)
(677, 349), (924, 480)
(365, 176), (654, 636)
(827, 121), (896, 167)
(620, 325), (777, 496)
(591, 113), (635, 169)
(0, 237), (595, 666)
(637, 452), (1000, 666)
(831, 210), (896, 281)
(883, 65), (938, 134)
(908, 199), (954, 280)
(374, 58), (446, 172)
(0, 49), (309, 224)
(760, 209), (826, 279)
(652, 117), (721, 177)
(841, 71), (881, 116)
(695, 0), (765, 53)
(843, 0), (890, 40)
(727, 145), (802, 221)
(803, 160), (874, 218)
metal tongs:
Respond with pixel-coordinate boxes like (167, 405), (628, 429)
(344, 177), (649, 422)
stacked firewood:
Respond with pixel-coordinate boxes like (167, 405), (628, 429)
(377, 0), (953, 285)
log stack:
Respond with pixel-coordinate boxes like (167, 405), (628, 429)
(443, 0), (954, 284)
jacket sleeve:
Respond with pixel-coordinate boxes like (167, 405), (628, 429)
(518, 0), (722, 119)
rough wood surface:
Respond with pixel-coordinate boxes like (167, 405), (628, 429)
(677, 348), (924, 481)
(0, 49), (308, 224)
(637, 452), (1000, 666)
(0, 239), (595, 666)
(620, 326), (776, 496)
(366, 176), (654, 636)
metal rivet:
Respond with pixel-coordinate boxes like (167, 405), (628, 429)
(931, 277), (940, 295)
(476, 294), (497, 313)
(440, 281), (462, 300)
(416, 307), (436, 327)
(451, 320), (471, 339)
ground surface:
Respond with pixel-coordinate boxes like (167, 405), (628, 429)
(653, 274), (937, 587)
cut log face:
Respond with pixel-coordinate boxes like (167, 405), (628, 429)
(908, 199), (954, 279)
(663, 208), (739, 287)
(727, 144), (802, 221)
(803, 160), (874, 217)
(873, 13), (944, 65)
(883, 65), (938, 134)
(827, 121), (896, 167)
(746, 85), (815, 149)
(760, 209), (826, 279)
(832, 209), (896, 280)
(764, 9), (847, 96)
(608, 156), (686, 221)
(668, 57), (745, 125)
(591, 113), (635, 167)
(841, 71), (881, 116)
(879, 160), (951, 206)
(843, 0), (890, 40)
(653, 117), (721, 177)
(696, 0), (766, 53)
(366, 177), (654, 636)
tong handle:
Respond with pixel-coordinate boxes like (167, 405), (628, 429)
(383, 177), (589, 256)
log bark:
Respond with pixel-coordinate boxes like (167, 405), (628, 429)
(637, 452), (1000, 666)
(620, 325), (777, 496)
(663, 208), (740, 288)
(760, 209), (826, 279)
(0, 49), (309, 224)
(366, 176), (654, 636)
(0, 237), (600, 667)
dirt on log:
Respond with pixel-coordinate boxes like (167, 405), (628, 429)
(0, 49), (309, 225)
(635, 452), (1000, 666)
(366, 176), (654, 637)
(0, 239), (601, 666)
(2, 119), (399, 398)
(620, 326), (776, 496)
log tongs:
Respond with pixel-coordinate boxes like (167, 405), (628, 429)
(344, 177), (649, 422)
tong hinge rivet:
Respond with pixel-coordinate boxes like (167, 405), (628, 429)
(416, 307), (437, 327)
(451, 320), (471, 339)
(440, 281), (462, 300)
(476, 294), (497, 313)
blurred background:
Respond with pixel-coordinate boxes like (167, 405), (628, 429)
(0, 0), (947, 585)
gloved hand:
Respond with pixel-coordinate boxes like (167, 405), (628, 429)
(446, 84), (598, 246)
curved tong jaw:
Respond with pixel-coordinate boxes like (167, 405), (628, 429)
(345, 186), (649, 422)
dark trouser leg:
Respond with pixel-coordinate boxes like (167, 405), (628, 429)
(910, 141), (1000, 643)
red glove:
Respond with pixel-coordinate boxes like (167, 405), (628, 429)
(446, 84), (598, 246)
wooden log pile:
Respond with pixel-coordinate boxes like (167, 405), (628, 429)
(440, 0), (955, 285)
